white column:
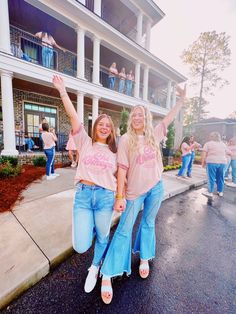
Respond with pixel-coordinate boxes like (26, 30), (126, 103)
(136, 11), (143, 45)
(76, 26), (85, 79)
(0, 0), (11, 54)
(166, 81), (172, 109)
(171, 84), (177, 108)
(145, 19), (151, 50)
(92, 36), (100, 85)
(1, 71), (18, 156)
(77, 92), (84, 123)
(134, 62), (140, 98)
(94, 0), (102, 16)
(143, 66), (149, 101)
(92, 96), (99, 125)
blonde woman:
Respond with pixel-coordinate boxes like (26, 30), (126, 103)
(202, 132), (231, 198)
(100, 85), (186, 304)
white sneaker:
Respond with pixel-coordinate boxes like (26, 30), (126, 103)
(225, 182), (236, 187)
(84, 265), (99, 293)
(217, 192), (223, 197)
(71, 161), (77, 168)
(51, 173), (60, 177)
(202, 191), (213, 199)
(46, 175), (56, 180)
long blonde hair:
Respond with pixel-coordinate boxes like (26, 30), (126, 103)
(127, 105), (161, 158)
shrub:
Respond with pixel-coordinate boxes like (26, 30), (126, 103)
(0, 161), (21, 178)
(173, 150), (181, 158)
(0, 156), (18, 166)
(32, 156), (46, 167)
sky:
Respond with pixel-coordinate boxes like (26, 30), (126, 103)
(150, 0), (236, 119)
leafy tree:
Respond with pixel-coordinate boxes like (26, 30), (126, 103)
(227, 111), (236, 119)
(119, 108), (129, 135)
(183, 96), (209, 125)
(182, 31), (231, 122)
(166, 122), (175, 149)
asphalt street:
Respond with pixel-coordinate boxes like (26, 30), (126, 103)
(3, 185), (236, 314)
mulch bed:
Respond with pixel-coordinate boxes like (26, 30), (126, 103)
(0, 164), (65, 213)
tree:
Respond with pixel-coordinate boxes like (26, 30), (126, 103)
(181, 31), (231, 122)
(119, 108), (129, 135)
(183, 97), (209, 126)
(227, 111), (236, 119)
(165, 122), (175, 149)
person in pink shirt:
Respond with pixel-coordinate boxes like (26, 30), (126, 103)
(225, 137), (236, 187)
(66, 132), (79, 168)
(100, 85), (186, 304)
(201, 132), (231, 199)
(52, 75), (117, 294)
(187, 135), (202, 178)
(41, 124), (60, 180)
(176, 136), (192, 178)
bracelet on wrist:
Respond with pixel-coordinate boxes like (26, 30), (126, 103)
(115, 194), (123, 200)
(60, 91), (67, 98)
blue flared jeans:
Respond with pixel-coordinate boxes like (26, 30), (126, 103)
(100, 180), (164, 277)
(44, 146), (55, 176)
(178, 154), (191, 177)
(187, 151), (195, 176)
(206, 163), (225, 193)
(72, 183), (115, 266)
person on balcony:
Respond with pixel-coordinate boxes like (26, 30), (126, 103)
(52, 75), (119, 295)
(100, 85), (186, 304)
(125, 69), (134, 96)
(35, 31), (66, 68)
(118, 67), (126, 93)
(108, 62), (118, 90)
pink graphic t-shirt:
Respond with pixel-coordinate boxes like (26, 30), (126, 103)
(202, 141), (230, 164)
(118, 122), (167, 200)
(72, 126), (117, 192)
(181, 142), (191, 156)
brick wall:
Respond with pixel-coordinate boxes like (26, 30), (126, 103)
(18, 152), (70, 165)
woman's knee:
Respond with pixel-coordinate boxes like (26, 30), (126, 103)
(73, 241), (90, 254)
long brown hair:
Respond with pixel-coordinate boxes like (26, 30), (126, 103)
(92, 114), (117, 153)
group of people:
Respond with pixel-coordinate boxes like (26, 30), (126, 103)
(52, 74), (186, 304)
(108, 63), (134, 96)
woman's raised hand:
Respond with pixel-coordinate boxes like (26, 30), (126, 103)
(176, 84), (187, 100)
(52, 75), (66, 94)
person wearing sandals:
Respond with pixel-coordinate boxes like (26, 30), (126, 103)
(52, 75), (118, 293)
(100, 85), (186, 304)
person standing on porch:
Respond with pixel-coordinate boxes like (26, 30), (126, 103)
(100, 85), (186, 304)
(108, 62), (118, 90)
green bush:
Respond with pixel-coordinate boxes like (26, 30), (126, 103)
(0, 161), (21, 178)
(32, 156), (46, 167)
(173, 150), (181, 158)
(0, 156), (18, 166)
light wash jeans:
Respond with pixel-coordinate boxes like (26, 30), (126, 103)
(44, 146), (55, 176)
(206, 163), (225, 193)
(100, 180), (164, 277)
(42, 46), (53, 68)
(178, 154), (191, 177)
(187, 151), (195, 177)
(108, 76), (116, 90)
(72, 183), (114, 266)
(118, 79), (125, 93)
(125, 80), (133, 96)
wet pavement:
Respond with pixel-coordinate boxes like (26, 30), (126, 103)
(3, 185), (236, 314)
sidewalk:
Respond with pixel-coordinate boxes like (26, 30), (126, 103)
(0, 165), (207, 310)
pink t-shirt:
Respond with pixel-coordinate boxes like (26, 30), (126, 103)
(202, 141), (229, 164)
(117, 122), (167, 200)
(228, 144), (236, 160)
(181, 142), (191, 156)
(72, 126), (117, 191)
(42, 132), (56, 149)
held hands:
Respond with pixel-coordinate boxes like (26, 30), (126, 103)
(114, 199), (126, 213)
(52, 75), (66, 94)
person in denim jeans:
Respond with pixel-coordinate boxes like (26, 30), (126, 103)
(176, 136), (192, 178)
(201, 132), (231, 199)
(52, 75), (118, 294)
(224, 137), (236, 188)
(100, 85), (186, 304)
(108, 62), (118, 90)
(187, 136), (201, 178)
(41, 124), (59, 180)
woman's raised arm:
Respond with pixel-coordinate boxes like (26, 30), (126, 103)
(52, 75), (80, 132)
